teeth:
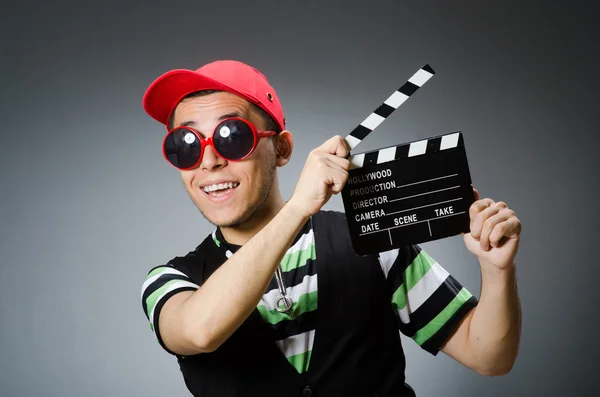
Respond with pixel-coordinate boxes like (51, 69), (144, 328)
(203, 182), (239, 193)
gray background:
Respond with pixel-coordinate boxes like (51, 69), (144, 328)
(1, 1), (598, 396)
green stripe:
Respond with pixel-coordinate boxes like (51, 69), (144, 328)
(145, 279), (187, 319)
(391, 284), (408, 310)
(280, 242), (315, 272)
(390, 250), (436, 309)
(257, 290), (318, 325)
(413, 287), (473, 346)
(147, 266), (168, 279)
(212, 232), (221, 247)
(287, 350), (312, 373)
(405, 250), (436, 291)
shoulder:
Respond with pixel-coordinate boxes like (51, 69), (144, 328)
(142, 233), (217, 287)
(314, 209), (349, 229)
(316, 209), (347, 220)
(140, 233), (217, 324)
(312, 210), (352, 242)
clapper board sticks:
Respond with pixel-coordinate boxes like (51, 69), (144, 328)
(341, 64), (475, 256)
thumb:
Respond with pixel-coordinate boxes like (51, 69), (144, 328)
(463, 232), (482, 255)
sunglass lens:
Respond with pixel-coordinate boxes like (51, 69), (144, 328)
(164, 128), (201, 169)
(213, 119), (255, 160)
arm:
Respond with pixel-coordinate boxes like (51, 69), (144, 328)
(440, 189), (522, 376)
(158, 136), (350, 355)
(159, 203), (308, 355)
(441, 263), (521, 375)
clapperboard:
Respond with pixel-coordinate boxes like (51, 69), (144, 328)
(341, 65), (475, 256)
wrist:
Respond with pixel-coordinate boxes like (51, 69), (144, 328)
(479, 260), (517, 286)
(280, 199), (312, 225)
(284, 197), (313, 221)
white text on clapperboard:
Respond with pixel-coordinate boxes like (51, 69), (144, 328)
(347, 168), (456, 233)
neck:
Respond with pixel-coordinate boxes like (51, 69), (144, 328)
(219, 178), (287, 246)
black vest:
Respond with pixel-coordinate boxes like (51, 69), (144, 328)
(173, 210), (416, 397)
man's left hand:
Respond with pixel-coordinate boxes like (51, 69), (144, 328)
(463, 188), (522, 270)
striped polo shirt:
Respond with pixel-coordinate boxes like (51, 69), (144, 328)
(141, 215), (476, 373)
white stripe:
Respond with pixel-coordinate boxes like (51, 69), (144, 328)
(396, 262), (449, 324)
(408, 68), (434, 87)
(149, 280), (199, 328)
(141, 268), (189, 299)
(440, 133), (460, 150)
(378, 249), (399, 278)
(349, 153), (365, 169)
(284, 229), (314, 256)
(361, 113), (385, 131)
(344, 135), (362, 150)
(384, 91), (409, 108)
(276, 329), (316, 358)
(377, 146), (396, 164)
(260, 273), (318, 312)
(408, 140), (428, 157)
(397, 305), (410, 323)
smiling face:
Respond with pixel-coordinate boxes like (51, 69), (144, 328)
(171, 91), (280, 228)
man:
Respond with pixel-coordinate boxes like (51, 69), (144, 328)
(140, 60), (522, 397)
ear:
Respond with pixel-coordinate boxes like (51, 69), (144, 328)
(275, 130), (293, 167)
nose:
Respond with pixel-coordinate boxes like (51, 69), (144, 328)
(200, 145), (227, 171)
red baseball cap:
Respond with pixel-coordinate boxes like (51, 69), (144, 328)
(142, 60), (286, 131)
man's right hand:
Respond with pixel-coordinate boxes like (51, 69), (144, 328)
(288, 135), (351, 218)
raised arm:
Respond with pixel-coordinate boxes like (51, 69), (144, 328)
(157, 136), (350, 355)
(440, 189), (522, 375)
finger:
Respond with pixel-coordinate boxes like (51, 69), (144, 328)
(470, 203), (500, 239)
(489, 215), (521, 247)
(319, 135), (349, 158)
(324, 153), (351, 171)
(473, 187), (480, 201)
(324, 156), (350, 176)
(479, 210), (512, 250)
(469, 198), (495, 229)
(327, 168), (350, 194)
(495, 200), (508, 209)
(316, 156), (349, 193)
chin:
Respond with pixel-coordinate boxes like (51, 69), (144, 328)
(210, 214), (245, 228)
(200, 206), (252, 228)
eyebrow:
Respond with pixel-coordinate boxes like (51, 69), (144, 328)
(178, 112), (245, 128)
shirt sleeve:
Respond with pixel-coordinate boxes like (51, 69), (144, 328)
(378, 245), (478, 355)
(140, 264), (200, 354)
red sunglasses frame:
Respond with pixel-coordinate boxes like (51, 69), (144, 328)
(162, 116), (278, 170)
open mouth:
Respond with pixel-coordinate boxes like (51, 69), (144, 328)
(202, 182), (240, 197)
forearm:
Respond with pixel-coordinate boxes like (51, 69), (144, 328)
(181, 202), (309, 351)
(467, 262), (522, 374)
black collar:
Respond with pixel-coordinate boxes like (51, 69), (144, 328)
(213, 217), (312, 257)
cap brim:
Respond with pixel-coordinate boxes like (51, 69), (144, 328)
(142, 69), (235, 126)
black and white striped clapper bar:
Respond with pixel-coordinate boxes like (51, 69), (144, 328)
(341, 64), (475, 256)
